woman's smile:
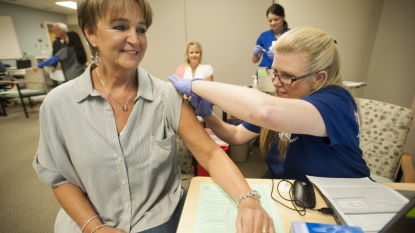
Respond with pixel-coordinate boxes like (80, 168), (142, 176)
(121, 50), (139, 55)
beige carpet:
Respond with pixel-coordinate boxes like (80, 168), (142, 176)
(0, 100), (267, 232)
(0, 101), (60, 232)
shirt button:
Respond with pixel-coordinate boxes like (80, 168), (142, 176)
(125, 202), (129, 208)
(120, 132), (123, 136)
(118, 157), (123, 162)
(124, 226), (128, 231)
(122, 180), (126, 185)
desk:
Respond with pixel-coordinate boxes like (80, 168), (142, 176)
(177, 177), (415, 233)
(7, 68), (26, 77)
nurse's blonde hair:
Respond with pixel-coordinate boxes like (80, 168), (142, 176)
(259, 27), (348, 161)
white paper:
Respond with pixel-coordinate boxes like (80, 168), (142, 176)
(342, 81), (366, 88)
(44, 67), (65, 81)
(307, 176), (408, 232)
(194, 184), (284, 233)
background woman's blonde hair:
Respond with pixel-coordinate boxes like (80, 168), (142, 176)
(77, 0), (154, 55)
(184, 40), (203, 65)
(259, 27), (351, 161)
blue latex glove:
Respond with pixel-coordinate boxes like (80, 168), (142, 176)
(191, 96), (212, 118)
(253, 45), (265, 56)
(168, 74), (204, 97)
(266, 50), (274, 60)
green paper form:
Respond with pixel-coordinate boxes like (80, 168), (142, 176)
(194, 184), (284, 233)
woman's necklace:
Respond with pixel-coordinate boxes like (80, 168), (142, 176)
(96, 69), (134, 111)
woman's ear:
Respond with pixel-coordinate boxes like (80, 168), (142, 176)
(84, 28), (96, 47)
(314, 71), (326, 87)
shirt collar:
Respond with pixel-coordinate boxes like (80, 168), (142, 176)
(76, 64), (154, 103)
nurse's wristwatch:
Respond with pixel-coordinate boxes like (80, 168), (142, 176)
(237, 190), (261, 206)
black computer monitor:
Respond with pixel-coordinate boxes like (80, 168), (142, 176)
(16, 60), (31, 69)
(379, 195), (415, 232)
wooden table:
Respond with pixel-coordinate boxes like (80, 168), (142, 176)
(177, 177), (415, 233)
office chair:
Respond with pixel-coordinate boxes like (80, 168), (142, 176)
(1, 69), (48, 118)
(356, 98), (413, 182)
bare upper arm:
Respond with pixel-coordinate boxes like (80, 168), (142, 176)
(177, 100), (222, 166)
(256, 99), (327, 137)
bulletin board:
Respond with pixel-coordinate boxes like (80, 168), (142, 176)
(0, 15), (22, 59)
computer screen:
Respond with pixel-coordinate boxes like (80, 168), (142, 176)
(379, 195), (415, 232)
(17, 55), (38, 69)
(16, 60), (31, 69)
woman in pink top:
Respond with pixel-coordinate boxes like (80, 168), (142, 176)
(175, 41), (213, 81)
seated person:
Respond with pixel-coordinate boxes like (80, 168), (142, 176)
(175, 41), (213, 81)
(0, 60), (12, 90)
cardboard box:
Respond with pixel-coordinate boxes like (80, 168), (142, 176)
(290, 221), (364, 233)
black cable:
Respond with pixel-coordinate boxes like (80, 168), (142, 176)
(270, 179), (334, 216)
(271, 179), (306, 216)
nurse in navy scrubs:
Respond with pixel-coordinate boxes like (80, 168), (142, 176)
(252, 4), (290, 68)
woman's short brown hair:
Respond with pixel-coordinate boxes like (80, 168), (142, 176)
(77, 0), (154, 54)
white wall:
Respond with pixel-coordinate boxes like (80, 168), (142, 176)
(0, 2), (67, 65)
(363, 0), (415, 108)
(141, 0), (272, 87)
(139, 0), (187, 82)
(279, 0), (383, 98)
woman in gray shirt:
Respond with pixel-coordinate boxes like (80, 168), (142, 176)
(32, 1), (274, 233)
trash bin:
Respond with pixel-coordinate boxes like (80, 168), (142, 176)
(227, 118), (250, 163)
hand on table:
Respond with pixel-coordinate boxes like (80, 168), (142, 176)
(91, 225), (126, 233)
(253, 45), (265, 56)
(32, 66), (39, 72)
(236, 199), (275, 233)
(190, 96), (212, 118)
(168, 74), (204, 97)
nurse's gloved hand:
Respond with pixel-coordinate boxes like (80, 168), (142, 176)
(191, 96), (212, 118)
(168, 74), (204, 97)
(253, 45), (265, 56)
(266, 50), (274, 60)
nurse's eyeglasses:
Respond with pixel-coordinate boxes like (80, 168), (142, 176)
(266, 68), (316, 85)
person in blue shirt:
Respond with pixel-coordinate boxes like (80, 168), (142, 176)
(169, 27), (370, 181)
(33, 31), (86, 81)
(0, 60), (6, 73)
(252, 4), (290, 68)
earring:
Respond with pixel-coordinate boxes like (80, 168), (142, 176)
(94, 51), (101, 66)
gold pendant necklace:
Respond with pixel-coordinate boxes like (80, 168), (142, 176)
(96, 69), (134, 111)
